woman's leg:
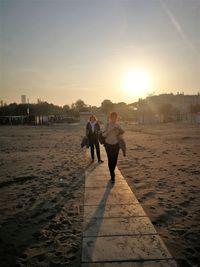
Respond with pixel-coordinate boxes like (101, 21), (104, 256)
(94, 141), (101, 161)
(105, 143), (119, 180)
(90, 142), (95, 160)
(112, 144), (120, 176)
(108, 144), (119, 180)
(95, 140), (103, 163)
(105, 144), (112, 177)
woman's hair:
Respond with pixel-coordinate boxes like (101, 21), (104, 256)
(109, 111), (118, 119)
(89, 114), (97, 121)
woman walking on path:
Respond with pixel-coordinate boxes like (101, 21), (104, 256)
(86, 115), (104, 163)
(103, 112), (124, 183)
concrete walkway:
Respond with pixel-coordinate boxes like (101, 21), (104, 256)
(81, 150), (177, 267)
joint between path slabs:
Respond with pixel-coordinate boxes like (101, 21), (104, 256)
(82, 257), (174, 263)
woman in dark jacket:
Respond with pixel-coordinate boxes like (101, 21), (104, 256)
(86, 115), (104, 163)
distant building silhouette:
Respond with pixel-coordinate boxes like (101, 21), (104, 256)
(37, 98), (42, 104)
(21, 95), (26, 104)
(137, 93), (200, 124)
(145, 93), (200, 114)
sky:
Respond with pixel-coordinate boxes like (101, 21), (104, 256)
(1, 0), (200, 106)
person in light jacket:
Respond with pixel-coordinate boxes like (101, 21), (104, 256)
(86, 115), (104, 163)
(103, 112), (124, 183)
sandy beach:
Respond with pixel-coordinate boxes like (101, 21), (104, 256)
(118, 123), (200, 267)
(0, 123), (200, 266)
(0, 124), (90, 267)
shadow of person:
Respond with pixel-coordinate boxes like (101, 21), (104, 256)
(83, 180), (114, 262)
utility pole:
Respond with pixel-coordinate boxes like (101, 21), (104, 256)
(27, 98), (30, 115)
(27, 98), (30, 124)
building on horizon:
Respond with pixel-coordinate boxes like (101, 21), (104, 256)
(137, 93), (200, 124)
(21, 95), (26, 104)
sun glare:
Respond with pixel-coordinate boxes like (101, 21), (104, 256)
(122, 70), (151, 98)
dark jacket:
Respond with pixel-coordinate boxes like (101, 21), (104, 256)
(86, 121), (100, 143)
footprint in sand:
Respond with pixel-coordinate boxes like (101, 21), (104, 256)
(180, 200), (190, 207)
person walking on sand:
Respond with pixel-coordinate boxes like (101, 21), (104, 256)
(103, 112), (124, 183)
(86, 115), (104, 163)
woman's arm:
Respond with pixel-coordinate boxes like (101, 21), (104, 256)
(102, 123), (109, 137)
(118, 126), (125, 135)
(96, 122), (100, 132)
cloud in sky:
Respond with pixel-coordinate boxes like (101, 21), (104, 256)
(159, 0), (200, 55)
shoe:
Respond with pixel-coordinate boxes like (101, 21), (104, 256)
(98, 160), (104, 163)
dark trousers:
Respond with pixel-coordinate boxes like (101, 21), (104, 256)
(90, 140), (101, 161)
(104, 143), (119, 179)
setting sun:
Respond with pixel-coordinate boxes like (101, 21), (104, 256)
(122, 70), (151, 98)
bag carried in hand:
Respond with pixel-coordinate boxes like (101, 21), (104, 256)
(81, 136), (89, 148)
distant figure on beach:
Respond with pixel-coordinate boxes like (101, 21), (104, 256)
(103, 112), (124, 183)
(86, 115), (104, 163)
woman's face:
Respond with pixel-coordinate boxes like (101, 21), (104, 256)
(90, 116), (95, 122)
(110, 115), (117, 123)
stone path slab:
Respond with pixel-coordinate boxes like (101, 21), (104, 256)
(84, 186), (139, 205)
(84, 203), (146, 218)
(83, 216), (157, 237)
(82, 235), (173, 262)
(85, 178), (128, 188)
(81, 150), (177, 266)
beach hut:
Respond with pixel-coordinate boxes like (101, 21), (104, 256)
(0, 115), (28, 125)
(36, 115), (49, 125)
(196, 112), (200, 124)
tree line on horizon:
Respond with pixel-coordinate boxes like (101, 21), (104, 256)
(1, 97), (200, 124)
(0, 99), (134, 118)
